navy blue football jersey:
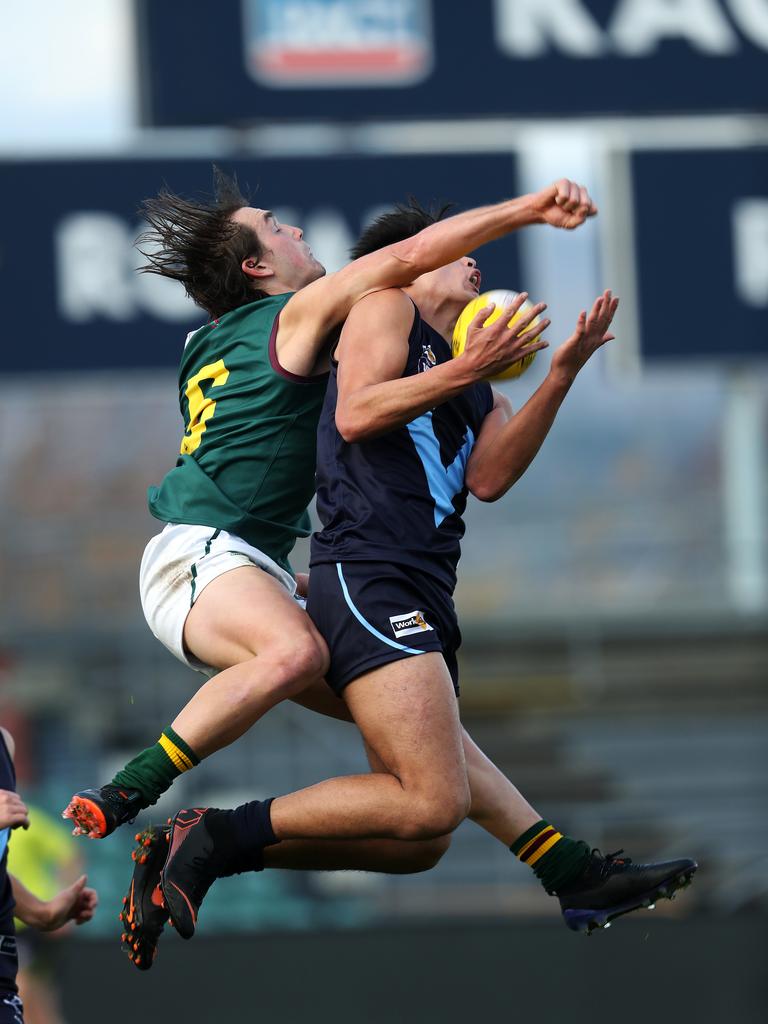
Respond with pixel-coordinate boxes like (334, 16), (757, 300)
(311, 300), (493, 590)
(0, 735), (16, 933)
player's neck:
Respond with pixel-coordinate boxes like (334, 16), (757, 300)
(259, 279), (296, 297)
(411, 295), (464, 344)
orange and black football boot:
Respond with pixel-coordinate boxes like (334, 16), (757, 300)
(120, 825), (170, 971)
(160, 808), (221, 940)
(63, 784), (145, 839)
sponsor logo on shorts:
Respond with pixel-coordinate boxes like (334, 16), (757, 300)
(389, 610), (433, 638)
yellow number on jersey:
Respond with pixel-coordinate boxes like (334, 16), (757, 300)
(180, 359), (230, 455)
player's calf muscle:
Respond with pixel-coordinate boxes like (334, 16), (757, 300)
(394, 835), (451, 872)
(263, 834), (451, 873)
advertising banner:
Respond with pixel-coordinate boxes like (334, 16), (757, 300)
(0, 153), (520, 372)
(631, 147), (768, 362)
(138, 0), (768, 124)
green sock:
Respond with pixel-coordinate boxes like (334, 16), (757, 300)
(111, 727), (200, 807)
(510, 820), (591, 894)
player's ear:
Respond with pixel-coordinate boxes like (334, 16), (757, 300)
(242, 257), (273, 280)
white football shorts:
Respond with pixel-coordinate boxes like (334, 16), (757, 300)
(139, 523), (298, 675)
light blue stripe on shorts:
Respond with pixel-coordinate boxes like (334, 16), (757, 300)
(335, 563), (425, 657)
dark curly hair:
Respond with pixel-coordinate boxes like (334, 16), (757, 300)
(350, 197), (453, 261)
(136, 167), (268, 320)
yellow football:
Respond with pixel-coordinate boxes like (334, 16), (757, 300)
(452, 289), (540, 380)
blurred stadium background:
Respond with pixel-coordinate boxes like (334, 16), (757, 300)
(0, 2), (766, 1021)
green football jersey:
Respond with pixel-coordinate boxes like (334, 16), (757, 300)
(148, 293), (328, 575)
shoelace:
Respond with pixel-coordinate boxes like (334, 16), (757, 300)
(595, 848), (633, 876)
(550, 847), (635, 897)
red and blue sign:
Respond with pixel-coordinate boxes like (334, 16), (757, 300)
(137, 0), (767, 124)
(243, 0), (432, 87)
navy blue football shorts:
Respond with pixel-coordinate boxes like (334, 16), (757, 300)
(0, 931), (21, 1023)
(307, 561), (461, 696)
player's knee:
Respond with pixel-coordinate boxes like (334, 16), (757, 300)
(230, 633), (327, 709)
(263, 632), (329, 697)
(400, 788), (470, 840)
(288, 630), (329, 684)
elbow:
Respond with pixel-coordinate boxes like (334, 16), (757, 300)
(335, 410), (369, 444)
(467, 473), (514, 503)
(336, 418), (361, 444)
(336, 397), (383, 443)
(467, 475), (500, 503)
(471, 484), (503, 503)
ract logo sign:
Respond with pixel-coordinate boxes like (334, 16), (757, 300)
(55, 213), (196, 324)
(243, 0), (433, 87)
(494, 0), (768, 57)
(139, 0), (767, 121)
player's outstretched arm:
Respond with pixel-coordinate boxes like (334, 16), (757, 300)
(10, 873), (98, 932)
(335, 290), (549, 442)
(465, 290), (618, 501)
(279, 180), (596, 357)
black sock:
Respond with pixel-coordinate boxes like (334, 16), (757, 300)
(205, 799), (279, 876)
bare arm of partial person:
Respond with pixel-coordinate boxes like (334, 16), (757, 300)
(0, 727), (98, 931)
(334, 288), (550, 442)
(9, 873), (97, 932)
(278, 179), (596, 372)
(465, 291), (619, 501)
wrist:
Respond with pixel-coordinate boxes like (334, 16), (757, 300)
(546, 365), (577, 391)
(507, 193), (542, 227)
(23, 900), (51, 930)
(449, 351), (485, 387)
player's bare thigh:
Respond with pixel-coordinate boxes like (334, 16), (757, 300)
(183, 564), (328, 674)
(365, 740), (454, 866)
(343, 653), (470, 825)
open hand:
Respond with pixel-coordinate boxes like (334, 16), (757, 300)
(532, 179), (598, 230)
(550, 290), (619, 383)
(462, 292), (550, 380)
(0, 790), (29, 831)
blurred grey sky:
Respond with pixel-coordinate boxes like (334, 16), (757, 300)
(0, 0), (135, 148)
